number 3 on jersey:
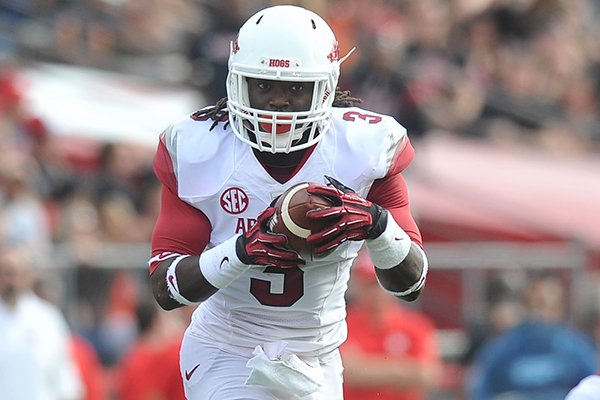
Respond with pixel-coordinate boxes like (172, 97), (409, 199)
(343, 111), (382, 124)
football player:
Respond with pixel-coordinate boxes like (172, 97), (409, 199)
(148, 5), (428, 399)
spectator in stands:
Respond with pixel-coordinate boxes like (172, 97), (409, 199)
(96, 271), (139, 366)
(0, 245), (84, 400)
(468, 273), (598, 400)
(0, 68), (54, 267)
(341, 251), (442, 400)
(91, 142), (152, 243)
(70, 333), (108, 400)
(461, 273), (524, 366)
(24, 116), (79, 205)
(185, 1), (252, 98)
(92, 142), (142, 213)
(401, 0), (486, 136)
(116, 297), (186, 400)
(0, 154), (53, 262)
(32, 263), (108, 400)
(348, 37), (429, 143)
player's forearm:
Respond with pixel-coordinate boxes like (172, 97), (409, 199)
(375, 243), (426, 301)
(366, 213), (428, 301)
(151, 230), (293, 310)
(150, 235), (251, 310)
(150, 255), (218, 310)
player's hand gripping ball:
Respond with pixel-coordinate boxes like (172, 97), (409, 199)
(269, 182), (333, 257)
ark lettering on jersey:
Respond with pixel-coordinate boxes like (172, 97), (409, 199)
(235, 218), (257, 235)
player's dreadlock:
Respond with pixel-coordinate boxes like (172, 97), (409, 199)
(331, 89), (362, 108)
(193, 88), (362, 131)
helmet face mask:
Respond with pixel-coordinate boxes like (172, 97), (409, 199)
(226, 5), (343, 153)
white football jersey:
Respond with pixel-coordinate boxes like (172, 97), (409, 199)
(565, 374), (600, 400)
(161, 107), (409, 357)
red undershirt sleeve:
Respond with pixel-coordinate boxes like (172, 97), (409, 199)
(366, 136), (422, 248)
(149, 137), (211, 275)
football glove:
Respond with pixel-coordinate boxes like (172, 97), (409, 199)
(236, 207), (305, 268)
(305, 176), (387, 254)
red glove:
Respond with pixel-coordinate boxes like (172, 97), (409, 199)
(236, 207), (305, 268)
(306, 176), (387, 254)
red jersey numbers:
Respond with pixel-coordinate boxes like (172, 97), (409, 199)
(220, 187), (249, 214)
(250, 266), (304, 307)
(343, 111), (382, 124)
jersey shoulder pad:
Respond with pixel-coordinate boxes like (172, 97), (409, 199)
(162, 110), (237, 201)
(330, 107), (411, 177)
(162, 111), (224, 149)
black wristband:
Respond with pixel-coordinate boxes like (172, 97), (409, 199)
(235, 235), (253, 265)
(367, 205), (388, 239)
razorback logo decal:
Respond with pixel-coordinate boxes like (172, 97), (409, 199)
(327, 41), (339, 62)
(231, 36), (240, 54)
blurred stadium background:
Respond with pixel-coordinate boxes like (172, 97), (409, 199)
(2, 0), (600, 398)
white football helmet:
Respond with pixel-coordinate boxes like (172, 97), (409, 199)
(226, 5), (351, 153)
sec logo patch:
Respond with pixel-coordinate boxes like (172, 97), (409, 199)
(220, 187), (249, 214)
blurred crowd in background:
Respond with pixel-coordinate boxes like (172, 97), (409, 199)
(1, 0), (600, 399)
(5, 0), (600, 152)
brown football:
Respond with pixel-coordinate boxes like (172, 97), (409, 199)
(269, 182), (333, 256)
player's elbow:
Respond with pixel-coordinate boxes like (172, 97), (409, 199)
(399, 286), (424, 302)
(149, 268), (181, 311)
(154, 291), (181, 311)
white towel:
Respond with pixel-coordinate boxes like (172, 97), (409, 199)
(245, 342), (324, 397)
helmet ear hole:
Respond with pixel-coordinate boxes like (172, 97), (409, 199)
(226, 5), (344, 153)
